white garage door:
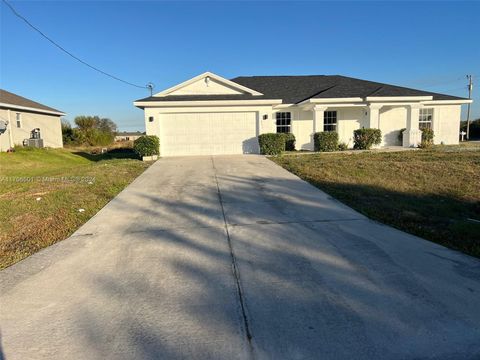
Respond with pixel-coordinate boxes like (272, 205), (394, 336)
(160, 112), (259, 156)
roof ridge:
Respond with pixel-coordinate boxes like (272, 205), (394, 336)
(295, 85), (338, 104)
(365, 86), (384, 98)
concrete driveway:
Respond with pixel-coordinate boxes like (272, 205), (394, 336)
(1, 155), (479, 360)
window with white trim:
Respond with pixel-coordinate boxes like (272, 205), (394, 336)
(16, 113), (21, 128)
(419, 108), (433, 129)
(323, 111), (337, 132)
(276, 112), (291, 133)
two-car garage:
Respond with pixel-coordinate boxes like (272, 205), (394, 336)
(159, 112), (259, 156)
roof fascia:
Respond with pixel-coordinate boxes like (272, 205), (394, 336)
(0, 103), (65, 116)
(366, 96), (433, 101)
(133, 99), (282, 108)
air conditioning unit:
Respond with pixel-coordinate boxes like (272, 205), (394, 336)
(22, 128), (44, 148)
(23, 138), (44, 148)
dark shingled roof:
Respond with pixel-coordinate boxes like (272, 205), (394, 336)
(231, 75), (467, 103)
(136, 75), (467, 104)
(0, 89), (64, 114)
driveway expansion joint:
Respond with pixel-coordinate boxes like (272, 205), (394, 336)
(211, 156), (255, 359)
(228, 218), (365, 227)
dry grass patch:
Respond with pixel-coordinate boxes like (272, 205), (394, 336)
(0, 147), (150, 269)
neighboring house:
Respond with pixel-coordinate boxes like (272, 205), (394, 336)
(0, 89), (65, 152)
(133, 72), (472, 156)
(115, 131), (145, 142)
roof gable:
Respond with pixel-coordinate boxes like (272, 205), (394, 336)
(154, 72), (263, 97)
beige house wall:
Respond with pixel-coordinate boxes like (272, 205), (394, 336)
(0, 108), (63, 151)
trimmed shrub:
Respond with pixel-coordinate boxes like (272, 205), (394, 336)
(314, 132), (338, 152)
(398, 128), (406, 144)
(258, 133), (285, 155)
(338, 142), (348, 151)
(133, 135), (159, 157)
(419, 128), (434, 148)
(353, 128), (382, 150)
(282, 133), (296, 151)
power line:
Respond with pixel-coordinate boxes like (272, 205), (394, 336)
(1, 0), (150, 90)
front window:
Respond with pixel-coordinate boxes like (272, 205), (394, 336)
(16, 113), (21, 128)
(323, 111), (337, 132)
(419, 108), (433, 129)
(276, 112), (291, 133)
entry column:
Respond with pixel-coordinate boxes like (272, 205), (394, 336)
(367, 104), (383, 128)
(313, 106), (328, 133)
(403, 104), (423, 147)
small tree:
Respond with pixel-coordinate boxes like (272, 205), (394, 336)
(72, 115), (118, 146)
(61, 119), (76, 144)
(419, 128), (434, 148)
(74, 116), (97, 130)
(97, 118), (118, 134)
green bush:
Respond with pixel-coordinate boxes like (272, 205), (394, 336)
(338, 142), (348, 151)
(258, 133), (285, 155)
(133, 135), (160, 157)
(353, 128), (382, 150)
(314, 132), (338, 152)
(398, 128), (406, 144)
(282, 133), (296, 151)
(419, 128), (434, 148)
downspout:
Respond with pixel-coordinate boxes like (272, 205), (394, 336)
(7, 109), (14, 150)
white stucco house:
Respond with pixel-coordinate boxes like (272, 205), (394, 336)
(0, 89), (65, 152)
(133, 72), (472, 156)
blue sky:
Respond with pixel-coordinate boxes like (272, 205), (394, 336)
(1, 1), (479, 131)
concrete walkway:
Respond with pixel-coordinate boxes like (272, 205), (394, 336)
(1, 155), (479, 360)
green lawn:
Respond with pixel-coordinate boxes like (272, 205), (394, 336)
(0, 147), (150, 269)
(272, 144), (480, 258)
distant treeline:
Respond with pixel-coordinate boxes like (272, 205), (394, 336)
(62, 116), (118, 146)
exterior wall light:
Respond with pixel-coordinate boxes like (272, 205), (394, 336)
(149, 116), (154, 122)
(263, 114), (268, 120)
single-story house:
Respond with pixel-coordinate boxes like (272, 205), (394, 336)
(115, 131), (145, 142)
(0, 89), (65, 152)
(133, 72), (472, 156)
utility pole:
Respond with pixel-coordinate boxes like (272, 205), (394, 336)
(466, 75), (473, 140)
